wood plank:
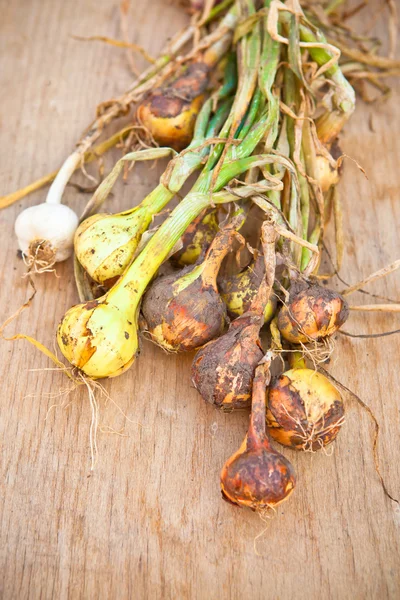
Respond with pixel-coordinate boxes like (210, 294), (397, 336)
(0, 1), (399, 598)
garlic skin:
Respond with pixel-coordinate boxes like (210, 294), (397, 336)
(15, 202), (78, 263)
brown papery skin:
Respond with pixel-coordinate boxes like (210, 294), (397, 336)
(220, 364), (296, 511)
(267, 368), (345, 451)
(136, 62), (210, 151)
(191, 312), (264, 411)
(141, 266), (227, 352)
(277, 284), (349, 344)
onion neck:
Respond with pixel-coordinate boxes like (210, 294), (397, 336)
(201, 227), (235, 288)
(247, 364), (271, 450)
(139, 183), (174, 215)
(106, 192), (233, 314)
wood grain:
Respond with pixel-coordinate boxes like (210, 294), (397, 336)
(0, 1), (399, 598)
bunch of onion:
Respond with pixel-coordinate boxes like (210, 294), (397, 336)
(58, 142), (283, 378)
(8, 7), (238, 272)
(220, 359), (296, 511)
(191, 220), (277, 411)
(74, 96), (231, 290)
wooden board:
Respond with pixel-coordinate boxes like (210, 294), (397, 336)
(1, 1), (399, 598)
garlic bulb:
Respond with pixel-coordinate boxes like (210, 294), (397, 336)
(15, 151), (80, 268)
(15, 203), (78, 264)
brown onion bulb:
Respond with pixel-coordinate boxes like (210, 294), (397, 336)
(171, 208), (219, 268)
(220, 363), (296, 510)
(137, 62), (210, 151)
(141, 225), (235, 352)
(266, 368), (344, 451)
(191, 311), (264, 411)
(277, 284), (349, 344)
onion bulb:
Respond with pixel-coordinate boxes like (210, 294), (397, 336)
(141, 224), (236, 352)
(266, 368), (345, 451)
(137, 64), (209, 151)
(315, 153), (339, 193)
(191, 310), (264, 411)
(278, 284), (349, 344)
(220, 363), (296, 510)
(137, 19), (233, 151)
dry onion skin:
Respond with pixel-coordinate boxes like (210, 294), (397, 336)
(191, 310), (264, 410)
(220, 363), (296, 510)
(266, 368), (345, 451)
(277, 284), (349, 344)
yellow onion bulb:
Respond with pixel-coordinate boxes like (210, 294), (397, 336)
(266, 368), (344, 451)
(74, 209), (147, 287)
(137, 63), (210, 151)
(315, 154), (339, 192)
(57, 299), (138, 379)
(277, 284), (349, 344)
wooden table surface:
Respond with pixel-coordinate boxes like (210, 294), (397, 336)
(1, 1), (399, 598)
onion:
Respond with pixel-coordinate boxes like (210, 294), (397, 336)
(141, 223), (237, 352)
(277, 283), (349, 344)
(191, 311), (264, 411)
(220, 362), (296, 510)
(137, 64), (209, 151)
(315, 153), (339, 193)
(137, 21), (233, 151)
(266, 367), (345, 451)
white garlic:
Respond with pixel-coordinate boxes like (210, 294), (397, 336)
(14, 151), (82, 267)
(15, 203), (79, 262)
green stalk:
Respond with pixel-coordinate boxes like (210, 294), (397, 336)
(108, 190), (236, 312)
(206, 0), (261, 169)
(203, 0), (235, 25)
(259, 2), (280, 150)
(301, 217), (321, 272)
(298, 24), (355, 143)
